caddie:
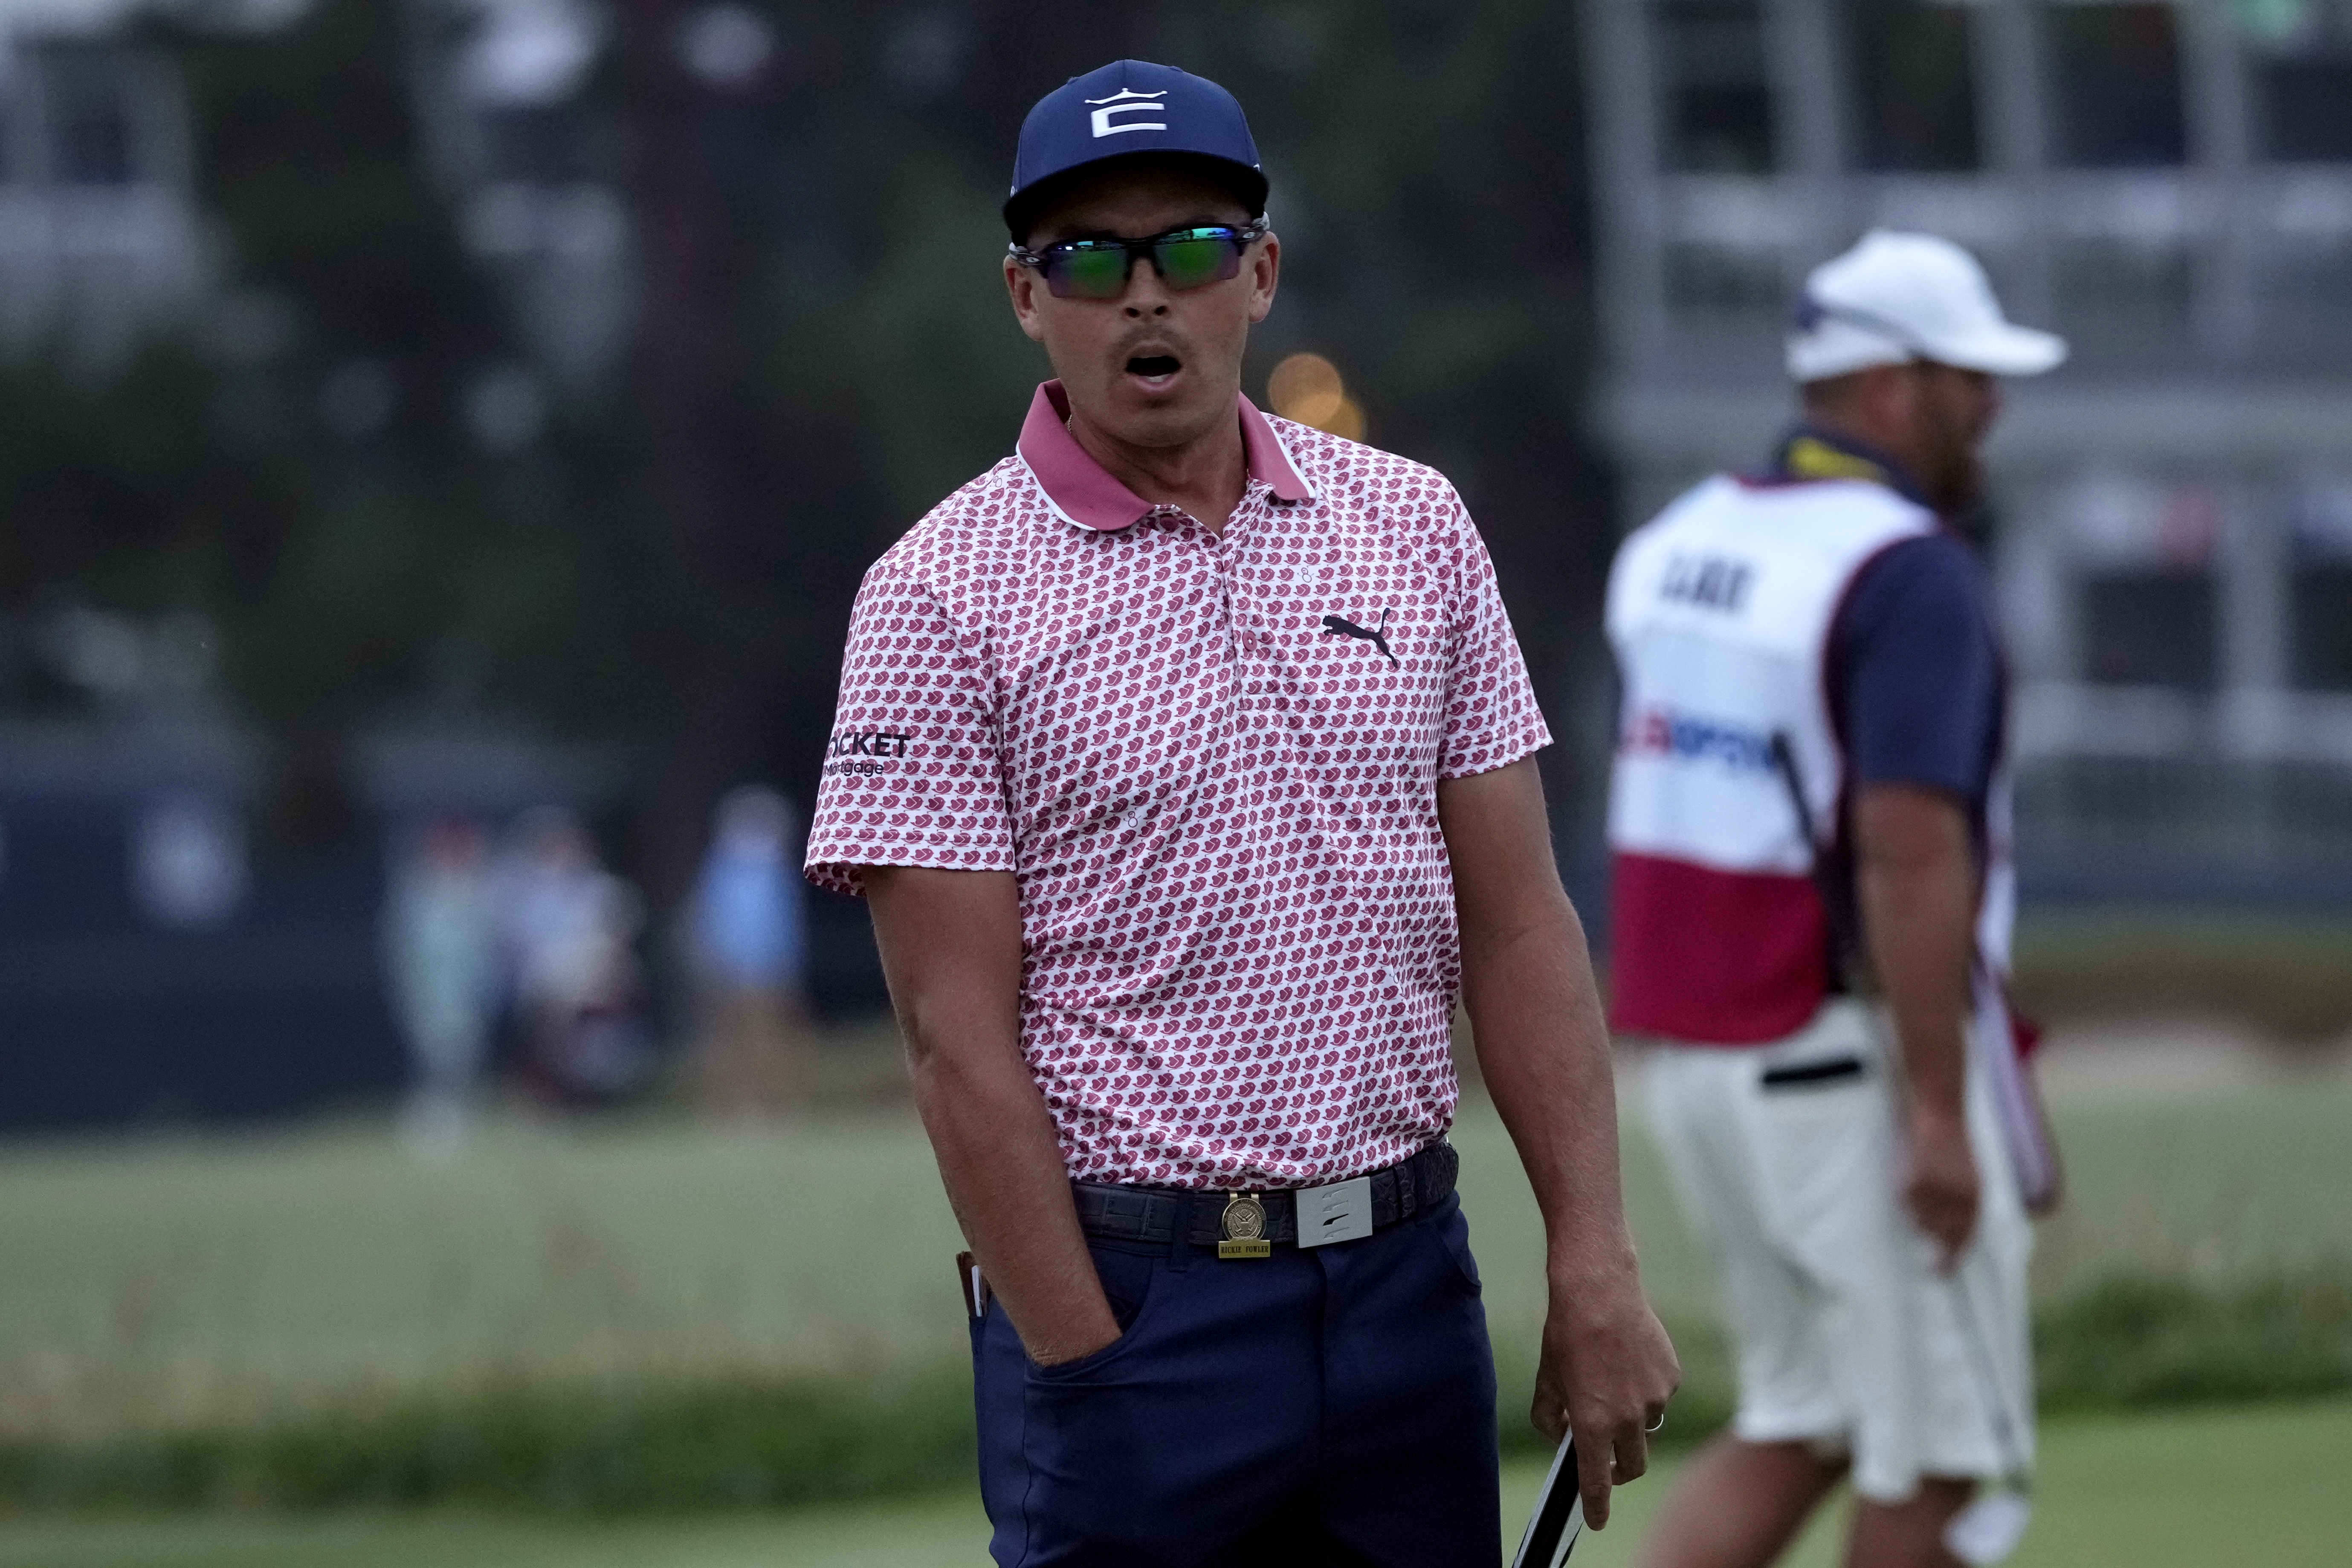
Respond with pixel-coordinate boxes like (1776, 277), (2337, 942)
(805, 58), (1677, 1567)
(1610, 231), (2066, 1568)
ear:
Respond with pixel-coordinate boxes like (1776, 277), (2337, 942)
(1245, 230), (1281, 326)
(1005, 254), (1048, 343)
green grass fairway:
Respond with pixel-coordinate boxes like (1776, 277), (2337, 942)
(0, 1400), (2341, 1567)
(1571, 1400), (2352, 1568)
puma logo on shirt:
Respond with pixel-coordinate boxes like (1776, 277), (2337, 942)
(1321, 610), (1396, 667)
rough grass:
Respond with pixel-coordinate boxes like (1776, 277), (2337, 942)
(0, 1072), (2347, 1514)
(2036, 1266), (2352, 1411)
(0, 1266), (2340, 1514)
(2012, 908), (2352, 1042)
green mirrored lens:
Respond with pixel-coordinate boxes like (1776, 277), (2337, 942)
(1052, 245), (1133, 299)
(1037, 229), (1246, 299)
(1155, 234), (1239, 291)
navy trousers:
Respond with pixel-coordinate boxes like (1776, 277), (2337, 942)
(970, 1189), (1501, 1567)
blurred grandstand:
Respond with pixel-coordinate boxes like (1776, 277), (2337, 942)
(1582, 0), (2352, 907)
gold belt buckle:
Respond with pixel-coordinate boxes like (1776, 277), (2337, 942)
(1217, 1191), (1271, 1259)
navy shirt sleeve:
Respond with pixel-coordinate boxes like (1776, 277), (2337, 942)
(1827, 533), (2003, 813)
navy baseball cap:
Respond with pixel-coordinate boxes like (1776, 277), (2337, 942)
(1004, 60), (1268, 240)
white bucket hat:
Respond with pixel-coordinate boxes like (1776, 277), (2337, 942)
(1787, 230), (2067, 383)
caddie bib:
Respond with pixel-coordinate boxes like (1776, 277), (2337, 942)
(1604, 472), (1934, 1043)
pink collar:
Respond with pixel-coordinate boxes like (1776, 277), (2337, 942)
(1017, 380), (1315, 531)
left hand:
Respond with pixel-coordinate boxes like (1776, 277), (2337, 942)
(1903, 1104), (1981, 1269)
(1530, 1267), (1680, 1531)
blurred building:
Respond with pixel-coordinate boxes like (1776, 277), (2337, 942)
(407, 0), (631, 384)
(0, 14), (201, 345)
(1582, 0), (2352, 903)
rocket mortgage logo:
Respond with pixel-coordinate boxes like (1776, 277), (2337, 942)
(825, 728), (913, 779)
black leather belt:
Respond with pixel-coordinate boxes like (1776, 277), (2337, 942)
(1070, 1141), (1458, 1249)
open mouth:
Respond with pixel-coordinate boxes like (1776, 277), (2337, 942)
(1126, 354), (1182, 382)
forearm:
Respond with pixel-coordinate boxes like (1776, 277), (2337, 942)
(1463, 901), (1638, 1284)
(868, 868), (1115, 1364)
(1440, 761), (1638, 1283)
(1860, 882), (1971, 1123)
(904, 1012), (1116, 1362)
(1439, 759), (1678, 1497)
(1854, 785), (1977, 1122)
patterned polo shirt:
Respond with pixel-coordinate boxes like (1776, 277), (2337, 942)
(805, 380), (1550, 1188)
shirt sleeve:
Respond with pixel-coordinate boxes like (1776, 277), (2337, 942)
(1829, 533), (2002, 805)
(803, 556), (1015, 896)
(1437, 493), (1553, 779)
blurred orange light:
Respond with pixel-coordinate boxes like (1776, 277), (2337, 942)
(1324, 396), (1366, 442)
(1268, 352), (1345, 427)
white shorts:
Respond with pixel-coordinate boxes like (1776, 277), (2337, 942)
(1643, 999), (2034, 1503)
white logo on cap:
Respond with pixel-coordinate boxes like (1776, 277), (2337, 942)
(1086, 87), (1167, 139)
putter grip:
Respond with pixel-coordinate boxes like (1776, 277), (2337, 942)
(1512, 1435), (1585, 1568)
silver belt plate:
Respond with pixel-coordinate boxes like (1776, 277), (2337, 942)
(1296, 1174), (1374, 1248)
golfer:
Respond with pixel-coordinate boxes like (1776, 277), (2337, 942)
(1610, 232), (2065, 1568)
(805, 59), (1677, 1566)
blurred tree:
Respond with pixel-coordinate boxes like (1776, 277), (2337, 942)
(570, 0), (1615, 900)
(3, 0), (1613, 972)
(171, 0), (516, 844)
(1151, 0), (1620, 846)
(0, 0), (523, 848)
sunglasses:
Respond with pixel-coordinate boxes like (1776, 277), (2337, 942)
(1009, 221), (1268, 301)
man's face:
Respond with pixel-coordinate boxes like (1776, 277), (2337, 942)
(1005, 165), (1279, 451)
(1905, 362), (2001, 514)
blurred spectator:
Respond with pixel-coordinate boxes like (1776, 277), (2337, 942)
(382, 812), (499, 1156)
(130, 795), (249, 929)
(498, 806), (652, 1104)
(688, 784), (808, 1120)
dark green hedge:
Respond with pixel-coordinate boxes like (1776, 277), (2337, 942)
(2035, 1267), (2352, 1411)
(0, 1377), (973, 1515)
